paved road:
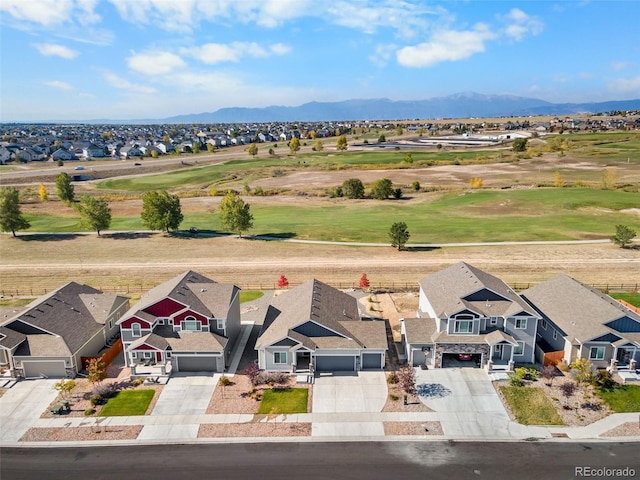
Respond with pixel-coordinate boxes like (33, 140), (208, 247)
(2, 441), (637, 480)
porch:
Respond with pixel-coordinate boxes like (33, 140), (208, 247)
(130, 361), (173, 380)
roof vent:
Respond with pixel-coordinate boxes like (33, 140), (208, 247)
(200, 288), (206, 292)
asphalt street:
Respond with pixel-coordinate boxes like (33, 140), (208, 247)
(2, 441), (638, 480)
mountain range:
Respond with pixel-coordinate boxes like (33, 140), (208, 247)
(156, 92), (640, 124)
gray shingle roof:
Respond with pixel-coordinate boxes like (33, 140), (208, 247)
(418, 262), (537, 318)
(128, 326), (227, 353)
(522, 275), (640, 344)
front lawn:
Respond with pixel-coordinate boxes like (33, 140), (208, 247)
(500, 386), (564, 425)
(597, 384), (640, 413)
(99, 389), (155, 416)
(258, 388), (308, 414)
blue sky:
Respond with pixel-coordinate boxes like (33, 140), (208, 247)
(1, 0), (639, 122)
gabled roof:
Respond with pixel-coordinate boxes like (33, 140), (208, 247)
(119, 271), (239, 324)
(418, 262), (537, 319)
(522, 275), (640, 344)
(0, 282), (124, 355)
(255, 279), (386, 351)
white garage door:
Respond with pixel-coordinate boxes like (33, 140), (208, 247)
(23, 360), (66, 378)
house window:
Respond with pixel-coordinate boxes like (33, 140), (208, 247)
(158, 319), (165, 325)
(131, 352), (137, 359)
(168, 319), (174, 325)
(143, 352), (152, 359)
(515, 318), (527, 329)
(274, 352), (287, 364)
(216, 319), (224, 330)
(589, 346), (605, 360)
(454, 320), (473, 334)
(541, 319), (547, 330)
(514, 341), (525, 356)
(131, 323), (141, 337)
(182, 317), (201, 332)
(553, 330), (558, 340)
(109, 319), (114, 329)
(166, 352), (172, 358)
(489, 317), (498, 326)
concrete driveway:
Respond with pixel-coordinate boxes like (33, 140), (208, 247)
(414, 367), (520, 437)
(312, 371), (387, 413)
(0, 379), (59, 444)
(151, 374), (218, 416)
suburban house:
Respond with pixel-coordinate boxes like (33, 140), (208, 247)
(117, 271), (241, 375)
(255, 279), (387, 373)
(521, 275), (640, 371)
(0, 283), (128, 379)
(402, 262), (540, 370)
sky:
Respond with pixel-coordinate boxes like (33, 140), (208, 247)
(1, 0), (639, 122)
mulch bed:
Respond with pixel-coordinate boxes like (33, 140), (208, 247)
(20, 425), (142, 442)
(383, 421), (443, 436)
(199, 422), (311, 438)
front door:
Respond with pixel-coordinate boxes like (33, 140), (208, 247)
(493, 344), (503, 360)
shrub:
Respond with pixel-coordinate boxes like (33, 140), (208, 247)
(131, 378), (144, 387)
(91, 383), (115, 398)
(557, 360), (570, 372)
(218, 376), (232, 387)
(243, 363), (260, 384)
(387, 372), (399, 384)
(389, 394), (399, 401)
(252, 372), (289, 386)
(541, 365), (557, 386)
(411, 181), (421, 191)
(592, 369), (617, 390)
(84, 408), (96, 416)
(90, 394), (104, 407)
(509, 375), (524, 387)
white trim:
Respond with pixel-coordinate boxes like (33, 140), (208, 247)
(515, 318), (527, 330)
(514, 341), (525, 356)
(273, 351), (287, 364)
(589, 346), (606, 360)
(131, 323), (141, 337)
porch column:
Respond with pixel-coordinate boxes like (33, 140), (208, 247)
(610, 358), (618, 371)
(508, 346), (515, 372)
(131, 364), (137, 375)
(630, 359), (637, 371)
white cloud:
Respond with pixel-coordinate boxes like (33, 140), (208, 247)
(502, 8), (544, 41)
(608, 76), (640, 96)
(611, 61), (628, 72)
(103, 72), (156, 94)
(0, 0), (100, 26)
(369, 43), (397, 67)
(44, 80), (73, 90)
(183, 42), (291, 64)
(127, 51), (186, 75)
(397, 25), (496, 68)
(33, 43), (79, 59)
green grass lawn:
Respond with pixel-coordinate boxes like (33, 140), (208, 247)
(239, 290), (264, 303)
(99, 389), (155, 416)
(609, 293), (640, 308)
(499, 386), (564, 425)
(0, 298), (35, 307)
(597, 384), (640, 412)
(258, 388), (308, 414)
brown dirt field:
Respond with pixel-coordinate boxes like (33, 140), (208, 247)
(1, 232), (638, 296)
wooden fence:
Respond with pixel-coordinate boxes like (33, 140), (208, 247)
(81, 339), (123, 370)
(543, 350), (565, 367)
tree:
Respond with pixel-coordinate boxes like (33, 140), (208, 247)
(39, 182), (48, 202)
(389, 222), (410, 251)
(76, 195), (112, 237)
(55, 172), (74, 204)
(541, 365), (556, 386)
(277, 274), (289, 289)
(207, 143), (216, 153)
(54, 379), (76, 400)
(268, 148), (275, 156)
(559, 381), (577, 409)
(219, 191), (253, 237)
(611, 224), (636, 248)
(569, 357), (595, 386)
(469, 177), (483, 188)
(150, 149), (159, 158)
(397, 365), (416, 404)
(314, 139), (324, 152)
(411, 181), (421, 191)
(553, 170), (565, 188)
(371, 178), (394, 200)
(342, 178), (365, 199)
(358, 273), (370, 289)
(602, 167), (618, 189)
(87, 358), (106, 384)
(247, 143), (258, 157)
(336, 135), (348, 151)
(512, 138), (528, 152)
(378, 134), (386, 143)
(289, 137), (300, 154)
(191, 142), (200, 154)
(0, 187), (30, 237)
(141, 190), (183, 233)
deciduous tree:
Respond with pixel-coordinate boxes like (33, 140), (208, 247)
(512, 138), (528, 152)
(314, 139), (323, 152)
(247, 143), (258, 157)
(342, 178), (365, 199)
(76, 195), (112, 237)
(371, 178), (394, 200)
(389, 222), (410, 251)
(358, 273), (370, 289)
(336, 135), (348, 151)
(87, 358), (106, 384)
(219, 191), (253, 237)
(141, 190), (183, 233)
(553, 170), (565, 188)
(0, 187), (30, 237)
(277, 274), (289, 289)
(39, 182), (48, 202)
(55, 172), (74, 204)
(611, 224), (636, 248)
(289, 137), (300, 154)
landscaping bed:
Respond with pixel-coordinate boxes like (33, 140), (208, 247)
(199, 422), (311, 438)
(601, 422), (640, 437)
(20, 425), (142, 442)
(383, 421), (443, 436)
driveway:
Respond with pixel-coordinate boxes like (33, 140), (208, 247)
(414, 367), (515, 437)
(312, 371), (387, 413)
(151, 374), (218, 416)
(0, 379), (59, 444)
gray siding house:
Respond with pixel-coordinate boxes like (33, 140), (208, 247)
(0, 282), (128, 378)
(403, 262), (540, 370)
(522, 275), (640, 371)
(256, 279), (387, 373)
(117, 271), (241, 376)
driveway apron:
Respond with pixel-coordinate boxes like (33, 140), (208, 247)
(151, 374), (218, 416)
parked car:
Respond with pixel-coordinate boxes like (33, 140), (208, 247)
(458, 353), (473, 361)
(189, 227), (199, 235)
(74, 166), (85, 170)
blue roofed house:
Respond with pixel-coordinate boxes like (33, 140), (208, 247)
(402, 262), (541, 371)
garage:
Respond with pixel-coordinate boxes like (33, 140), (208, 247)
(361, 353), (383, 369)
(22, 360), (66, 378)
(442, 352), (482, 368)
(315, 355), (355, 372)
(175, 355), (221, 372)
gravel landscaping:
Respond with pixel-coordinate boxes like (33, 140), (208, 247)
(382, 381), (433, 413)
(383, 421), (443, 436)
(20, 425), (142, 442)
(600, 422), (640, 437)
(199, 422), (311, 438)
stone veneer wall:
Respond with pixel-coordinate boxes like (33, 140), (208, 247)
(434, 343), (490, 368)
